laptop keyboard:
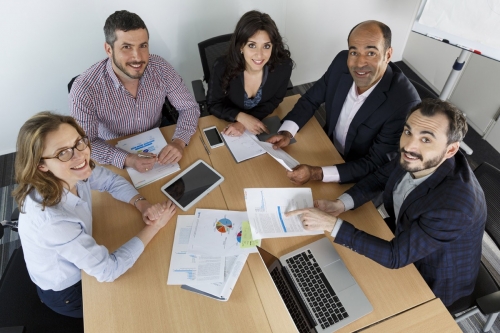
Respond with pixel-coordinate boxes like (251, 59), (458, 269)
(270, 269), (313, 333)
(286, 250), (349, 330)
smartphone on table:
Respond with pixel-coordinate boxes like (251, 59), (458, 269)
(203, 126), (224, 149)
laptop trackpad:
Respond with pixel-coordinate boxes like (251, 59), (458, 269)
(323, 261), (356, 292)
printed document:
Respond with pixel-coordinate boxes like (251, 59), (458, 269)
(167, 216), (224, 285)
(222, 130), (265, 163)
(253, 140), (299, 171)
(181, 253), (249, 301)
(244, 188), (323, 239)
(116, 128), (180, 188)
(187, 209), (259, 256)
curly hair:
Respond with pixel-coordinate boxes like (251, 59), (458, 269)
(13, 112), (95, 212)
(104, 10), (148, 48)
(222, 10), (293, 93)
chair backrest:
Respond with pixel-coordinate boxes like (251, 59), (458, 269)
(68, 76), (79, 94)
(409, 78), (438, 100)
(0, 247), (84, 332)
(474, 162), (500, 248)
(198, 33), (233, 84)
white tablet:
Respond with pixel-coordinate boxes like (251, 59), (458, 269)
(161, 160), (224, 211)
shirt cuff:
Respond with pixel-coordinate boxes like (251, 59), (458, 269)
(322, 166), (340, 182)
(114, 149), (130, 169)
(338, 193), (355, 211)
(279, 120), (299, 137)
(330, 218), (343, 237)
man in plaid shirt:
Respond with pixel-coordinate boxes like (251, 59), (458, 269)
(70, 10), (200, 173)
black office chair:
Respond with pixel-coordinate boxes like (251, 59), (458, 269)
(448, 162), (500, 332)
(0, 208), (84, 333)
(408, 78), (438, 100)
(192, 33), (293, 117)
(67, 75), (179, 125)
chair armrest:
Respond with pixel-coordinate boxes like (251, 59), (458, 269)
(477, 290), (500, 315)
(192, 80), (206, 104)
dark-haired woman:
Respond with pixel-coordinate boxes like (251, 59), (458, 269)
(14, 112), (176, 318)
(207, 10), (293, 136)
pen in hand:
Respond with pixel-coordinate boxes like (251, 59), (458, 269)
(138, 153), (156, 159)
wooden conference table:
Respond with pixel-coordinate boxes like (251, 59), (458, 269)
(82, 95), (457, 332)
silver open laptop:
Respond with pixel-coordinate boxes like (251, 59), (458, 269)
(258, 237), (372, 333)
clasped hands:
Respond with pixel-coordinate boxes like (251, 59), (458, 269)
(133, 197), (177, 228)
(285, 199), (345, 233)
(125, 138), (186, 173)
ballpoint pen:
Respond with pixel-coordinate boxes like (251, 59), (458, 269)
(199, 135), (210, 155)
(137, 153), (156, 158)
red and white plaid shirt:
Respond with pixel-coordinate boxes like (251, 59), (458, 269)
(70, 54), (200, 168)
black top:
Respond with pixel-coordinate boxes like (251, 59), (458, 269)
(207, 56), (293, 122)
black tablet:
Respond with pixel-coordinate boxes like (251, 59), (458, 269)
(161, 160), (224, 211)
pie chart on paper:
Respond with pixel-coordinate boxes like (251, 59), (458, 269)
(216, 218), (233, 233)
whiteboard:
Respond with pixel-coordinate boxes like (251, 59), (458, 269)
(412, 0), (500, 61)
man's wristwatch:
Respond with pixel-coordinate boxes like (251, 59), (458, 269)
(277, 130), (293, 139)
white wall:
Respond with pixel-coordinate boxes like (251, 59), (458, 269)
(0, 0), (420, 155)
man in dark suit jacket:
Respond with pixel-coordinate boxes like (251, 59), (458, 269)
(286, 99), (487, 306)
(268, 20), (420, 184)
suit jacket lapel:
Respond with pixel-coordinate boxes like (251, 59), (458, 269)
(384, 159), (405, 220)
(328, 73), (352, 137)
(343, 65), (394, 154)
(396, 156), (455, 224)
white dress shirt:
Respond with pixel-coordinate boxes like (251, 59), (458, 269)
(279, 80), (380, 182)
(19, 166), (144, 291)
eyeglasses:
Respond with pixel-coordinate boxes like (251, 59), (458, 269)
(41, 137), (89, 162)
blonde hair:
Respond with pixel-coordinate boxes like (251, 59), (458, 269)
(13, 112), (95, 212)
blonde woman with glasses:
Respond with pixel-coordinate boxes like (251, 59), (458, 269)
(13, 112), (176, 318)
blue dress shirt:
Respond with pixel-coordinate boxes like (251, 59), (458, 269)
(19, 166), (144, 291)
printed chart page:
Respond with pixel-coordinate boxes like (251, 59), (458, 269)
(167, 215), (224, 285)
(187, 209), (258, 256)
(116, 127), (180, 188)
(244, 188), (323, 239)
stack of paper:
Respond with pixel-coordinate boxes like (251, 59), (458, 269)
(167, 210), (261, 301)
(223, 129), (299, 170)
(116, 128), (180, 188)
(243, 188), (324, 239)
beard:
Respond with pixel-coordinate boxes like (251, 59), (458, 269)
(112, 52), (146, 80)
(399, 148), (446, 173)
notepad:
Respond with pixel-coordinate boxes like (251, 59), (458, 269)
(116, 128), (180, 188)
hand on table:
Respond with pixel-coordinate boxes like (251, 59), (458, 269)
(124, 152), (157, 173)
(285, 207), (338, 233)
(235, 113), (269, 135)
(158, 138), (185, 165)
(222, 122), (246, 137)
(287, 164), (323, 185)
